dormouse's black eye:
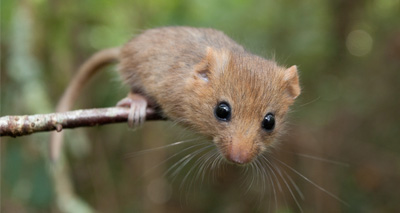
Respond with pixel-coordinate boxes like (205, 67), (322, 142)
(262, 113), (275, 132)
(214, 102), (231, 121)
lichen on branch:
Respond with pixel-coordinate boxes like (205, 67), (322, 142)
(0, 107), (163, 137)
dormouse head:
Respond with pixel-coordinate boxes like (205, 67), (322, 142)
(184, 47), (300, 165)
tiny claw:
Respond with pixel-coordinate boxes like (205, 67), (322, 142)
(117, 93), (148, 129)
(117, 98), (132, 108)
(56, 124), (63, 132)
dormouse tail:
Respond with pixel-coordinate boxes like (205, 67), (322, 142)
(50, 47), (121, 161)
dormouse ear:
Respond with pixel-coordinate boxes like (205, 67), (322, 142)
(206, 47), (230, 71)
(193, 47), (213, 82)
(195, 47), (230, 82)
(196, 67), (210, 82)
(284, 65), (301, 99)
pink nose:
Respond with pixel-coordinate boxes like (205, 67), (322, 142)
(225, 143), (253, 164)
(226, 152), (252, 164)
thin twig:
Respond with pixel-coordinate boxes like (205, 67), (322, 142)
(0, 107), (164, 137)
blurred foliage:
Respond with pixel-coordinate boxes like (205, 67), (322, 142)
(1, 0), (400, 212)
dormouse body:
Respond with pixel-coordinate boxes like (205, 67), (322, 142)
(51, 27), (301, 164)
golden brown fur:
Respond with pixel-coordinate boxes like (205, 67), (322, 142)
(119, 27), (300, 163)
(52, 26), (300, 163)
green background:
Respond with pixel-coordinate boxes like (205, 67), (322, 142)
(1, 0), (400, 212)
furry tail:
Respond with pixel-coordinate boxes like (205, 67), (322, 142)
(50, 47), (121, 161)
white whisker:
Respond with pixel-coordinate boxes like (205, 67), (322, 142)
(217, 155), (224, 173)
(125, 137), (203, 158)
(139, 142), (206, 178)
(261, 155), (284, 194)
(182, 146), (215, 192)
(246, 162), (256, 194)
(210, 153), (222, 182)
(203, 150), (220, 184)
(173, 145), (214, 183)
(199, 149), (218, 186)
(272, 156), (349, 206)
(171, 145), (212, 183)
(297, 96), (320, 108)
(294, 153), (349, 167)
(266, 158), (303, 213)
(191, 149), (213, 188)
(282, 168), (305, 200)
(260, 155), (282, 211)
(264, 159), (277, 213)
(254, 159), (268, 208)
(164, 143), (210, 180)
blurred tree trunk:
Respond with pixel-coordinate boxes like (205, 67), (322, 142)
(6, 1), (95, 213)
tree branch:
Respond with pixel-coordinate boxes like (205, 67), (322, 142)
(0, 107), (164, 137)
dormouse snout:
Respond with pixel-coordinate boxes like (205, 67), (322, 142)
(225, 137), (256, 165)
